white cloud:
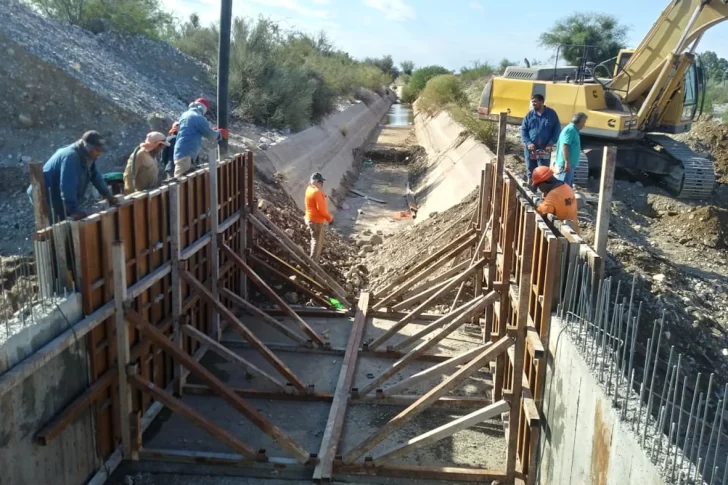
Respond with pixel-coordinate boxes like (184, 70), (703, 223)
(312, 0), (331, 4)
(468, 1), (484, 10)
(363, 0), (415, 21)
(247, 0), (333, 19)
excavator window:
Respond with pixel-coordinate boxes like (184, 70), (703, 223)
(682, 63), (700, 121)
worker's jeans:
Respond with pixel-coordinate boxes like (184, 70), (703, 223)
(524, 148), (550, 184)
(173, 156), (193, 178)
(306, 220), (325, 262)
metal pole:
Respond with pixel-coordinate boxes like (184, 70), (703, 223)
(217, 0), (233, 155)
(594, 146), (617, 258)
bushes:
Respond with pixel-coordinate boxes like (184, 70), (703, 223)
(417, 75), (467, 115)
(171, 16), (392, 130)
(400, 65), (451, 103)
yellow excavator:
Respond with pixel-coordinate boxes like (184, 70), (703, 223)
(478, 0), (728, 198)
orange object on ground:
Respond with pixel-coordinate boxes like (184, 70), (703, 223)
(536, 184), (580, 234)
(305, 185), (333, 224)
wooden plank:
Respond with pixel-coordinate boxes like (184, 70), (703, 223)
(335, 463), (508, 482)
(182, 324), (286, 390)
(180, 269), (307, 392)
(125, 308), (311, 463)
(372, 230), (476, 304)
(209, 151), (221, 341)
(248, 253), (331, 308)
(352, 395), (492, 409)
(313, 292), (370, 481)
(349, 188), (386, 203)
(128, 373), (257, 458)
(29, 161), (50, 229)
(385, 259), (472, 311)
(342, 335), (513, 464)
(221, 242), (324, 347)
(383, 343), (491, 396)
(372, 400), (510, 465)
(594, 145), (616, 258)
(51, 221), (72, 290)
(391, 274), (460, 312)
(255, 245), (326, 292)
(112, 241), (135, 460)
(222, 288), (307, 344)
(368, 259), (486, 350)
(184, 383), (333, 402)
(169, 184), (184, 395)
(359, 293), (497, 397)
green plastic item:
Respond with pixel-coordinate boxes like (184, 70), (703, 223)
(328, 298), (345, 310)
(104, 172), (124, 183)
(363, 159), (374, 167)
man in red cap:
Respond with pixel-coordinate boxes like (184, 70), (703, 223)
(531, 166), (580, 235)
(172, 97), (229, 177)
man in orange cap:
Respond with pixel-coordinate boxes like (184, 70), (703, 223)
(531, 165), (580, 235)
(123, 132), (169, 193)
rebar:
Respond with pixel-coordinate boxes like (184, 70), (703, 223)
(704, 398), (724, 480)
(644, 312), (665, 444)
(710, 384), (727, 485)
(665, 421), (676, 471)
(653, 405), (667, 463)
(637, 336), (652, 433)
(681, 373), (701, 476)
(674, 375), (689, 478)
(691, 394), (705, 477)
(669, 355), (683, 432)
(697, 374), (716, 478)
(613, 301), (625, 402)
(624, 368), (635, 420)
(655, 347), (676, 434)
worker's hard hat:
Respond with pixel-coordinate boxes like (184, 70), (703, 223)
(310, 172), (326, 182)
(531, 166), (553, 185)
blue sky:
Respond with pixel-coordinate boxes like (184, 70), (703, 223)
(162, 0), (728, 70)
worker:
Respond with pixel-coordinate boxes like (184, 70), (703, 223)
(304, 172), (334, 262)
(162, 122), (179, 179)
(27, 131), (118, 222)
(123, 132), (169, 194)
(172, 98), (228, 178)
(552, 112), (588, 187)
(531, 166), (580, 235)
(520, 93), (561, 187)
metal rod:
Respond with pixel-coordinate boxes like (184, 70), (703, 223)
(645, 312), (665, 443)
(681, 373), (701, 476)
(691, 393), (705, 477)
(669, 355), (683, 432)
(655, 347), (676, 434)
(624, 368), (635, 421)
(704, 399), (724, 480)
(697, 374), (716, 478)
(665, 422), (676, 471)
(674, 375), (688, 478)
(637, 336), (652, 433)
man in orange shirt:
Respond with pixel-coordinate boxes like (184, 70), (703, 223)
(304, 172), (334, 262)
(531, 166), (580, 235)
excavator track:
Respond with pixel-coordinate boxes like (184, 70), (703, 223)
(647, 135), (715, 199)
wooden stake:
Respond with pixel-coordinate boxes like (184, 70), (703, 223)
(391, 259), (471, 306)
(128, 374), (257, 459)
(254, 245), (326, 292)
(359, 293), (497, 396)
(182, 324), (286, 390)
(372, 399), (510, 465)
(391, 274), (460, 312)
(179, 269), (308, 392)
(313, 293), (370, 482)
(169, 184), (184, 395)
(368, 259), (486, 350)
(594, 145), (617, 259)
(29, 161), (50, 229)
(125, 308), (311, 463)
(221, 242), (324, 346)
(342, 336), (513, 464)
(112, 241), (135, 460)
(209, 150), (221, 341)
(221, 288), (307, 344)
(248, 253), (331, 308)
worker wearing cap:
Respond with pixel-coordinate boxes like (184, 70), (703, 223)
(162, 122), (180, 179)
(27, 131), (118, 222)
(123, 132), (169, 194)
(304, 173), (333, 262)
(173, 98), (229, 178)
(531, 166), (580, 235)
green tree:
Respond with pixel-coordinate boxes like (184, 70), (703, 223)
(400, 60), (415, 76)
(29, 0), (174, 39)
(698, 51), (728, 82)
(364, 55), (399, 78)
(539, 13), (629, 65)
(499, 58), (515, 72)
(401, 65), (451, 103)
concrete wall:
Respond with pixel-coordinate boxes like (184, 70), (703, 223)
(0, 294), (100, 485)
(413, 105), (496, 221)
(257, 91), (395, 212)
(537, 317), (665, 485)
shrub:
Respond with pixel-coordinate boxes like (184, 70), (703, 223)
(450, 105), (498, 148)
(459, 61), (496, 84)
(418, 74), (467, 115)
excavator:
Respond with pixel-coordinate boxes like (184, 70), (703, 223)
(477, 0), (728, 198)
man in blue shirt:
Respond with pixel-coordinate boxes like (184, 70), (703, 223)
(553, 112), (588, 187)
(27, 131), (118, 222)
(172, 98), (228, 177)
(520, 94), (561, 187)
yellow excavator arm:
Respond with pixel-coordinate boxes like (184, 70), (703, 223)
(610, 0), (728, 129)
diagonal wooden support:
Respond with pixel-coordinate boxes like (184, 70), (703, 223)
(179, 269), (308, 393)
(248, 253), (332, 308)
(125, 308), (311, 463)
(372, 230), (476, 308)
(359, 292), (498, 397)
(368, 259), (486, 351)
(451, 217), (492, 313)
(249, 213), (351, 307)
(220, 288), (307, 344)
(254, 245), (326, 292)
(313, 292), (370, 482)
(382, 343), (492, 396)
(128, 373), (257, 459)
(391, 274), (460, 312)
(342, 335), (513, 464)
(392, 297), (482, 352)
(372, 399), (510, 466)
(182, 324), (286, 390)
(221, 242), (325, 347)
(393, 259), (471, 304)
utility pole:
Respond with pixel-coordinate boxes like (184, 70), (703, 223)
(217, 0), (232, 155)
(595, 146), (617, 259)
